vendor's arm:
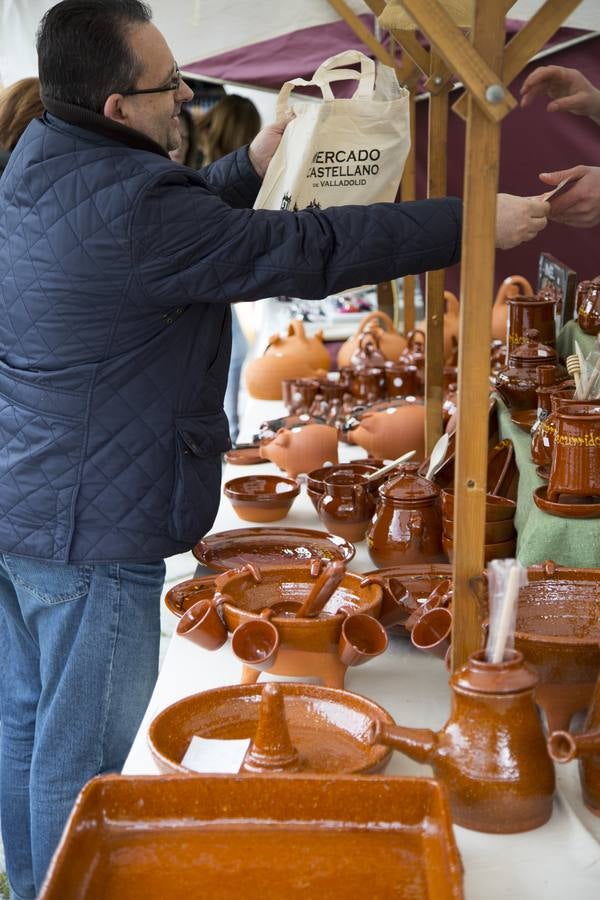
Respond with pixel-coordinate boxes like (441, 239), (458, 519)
(520, 65), (600, 125)
(538, 165), (600, 228)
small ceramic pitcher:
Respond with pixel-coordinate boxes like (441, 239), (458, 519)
(318, 471), (377, 542)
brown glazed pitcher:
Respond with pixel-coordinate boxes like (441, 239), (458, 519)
(577, 279), (600, 335)
(318, 472), (377, 542)
(506, 293), (557, 354)
(370, 650), (555, 833)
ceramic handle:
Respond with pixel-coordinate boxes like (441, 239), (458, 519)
(357, 310), (395, 335)
(214, 563), (263, 592)
(296, 560), (346, 618)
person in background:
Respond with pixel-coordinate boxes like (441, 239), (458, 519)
(0, 2), (549, 896)
(520, 64), (600, 228)
(0, 77), (44, 176)
(168, 103), (197, 167)
(197, 94), (262, 443)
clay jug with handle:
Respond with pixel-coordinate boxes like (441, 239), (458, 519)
(491, 275), (533, 342)
(337, 310), (407, 368)
(416, 291), (460, 363)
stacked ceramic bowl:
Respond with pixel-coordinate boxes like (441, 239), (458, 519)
(440, 490), (517, 564)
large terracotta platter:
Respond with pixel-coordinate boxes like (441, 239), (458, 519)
(194, 526), (355, 571)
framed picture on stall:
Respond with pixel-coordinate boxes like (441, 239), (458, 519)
(537, 252), (577, 332)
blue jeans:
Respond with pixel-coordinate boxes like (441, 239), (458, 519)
(224, 308), (249, 444)
(0, 554), (164, 899)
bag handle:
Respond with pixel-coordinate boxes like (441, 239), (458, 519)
(276, 51), (375, 117)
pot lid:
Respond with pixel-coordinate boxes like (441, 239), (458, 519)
(380, 468), (439, 502)
(508, 329), (556, 366)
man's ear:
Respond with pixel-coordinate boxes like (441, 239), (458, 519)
(103, 93), (127, 124)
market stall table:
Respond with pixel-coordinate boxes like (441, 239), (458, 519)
(124, 395), (600, 899)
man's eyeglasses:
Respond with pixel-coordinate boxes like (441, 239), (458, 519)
(120, 65), (182, 96)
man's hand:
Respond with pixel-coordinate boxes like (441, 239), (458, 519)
(520, 65), (600, 125)
(495, 194), (550, 250)
(538, 165), (600, 228)
(248, 110), (295, 179)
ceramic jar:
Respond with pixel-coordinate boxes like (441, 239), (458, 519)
(259, 423), (338, 476)
(337, 310), (407, 368)
(416, 291), (460, 363)
(272, 319), (331, 371)
(366, 467), (445, 567)
(491, 274), (534, 342)
(371, 650), (555, 833)
(317, 472), (377, 542)
(494, 329), (565, 411)
(346, 402), (425, 461)
(506, 292), (557, 354)
(547, 402), (600, 502)
(576, 279), (600, 336)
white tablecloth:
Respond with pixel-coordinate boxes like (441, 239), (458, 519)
(124, 397), (600, 899)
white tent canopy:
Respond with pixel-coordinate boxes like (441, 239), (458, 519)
(1, 0), (599, 86)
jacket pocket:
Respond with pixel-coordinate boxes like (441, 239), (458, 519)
(168, 410), (231, 543)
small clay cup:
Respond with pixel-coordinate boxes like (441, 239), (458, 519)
(338, 613), (389, 667)
(224, 474), (300, 523)
(411, 607), (452, 660)
(576, 280), (600, 335)
(231, 612), (280, 672)
(176, 593), (228, 651)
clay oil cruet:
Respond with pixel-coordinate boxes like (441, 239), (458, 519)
(369, 561), (555, 833)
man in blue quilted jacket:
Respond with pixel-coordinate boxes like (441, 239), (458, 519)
(0, 1), (550, 895)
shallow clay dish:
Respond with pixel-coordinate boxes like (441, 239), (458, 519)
(148, 683), (394, 776)
(223, 474), (300, 523)
(223, 444), (267, 465)
(533, 485), (600, 519)
(510, 409), (538, 432)
(39, 774), (463, 900)
(194, 527), (355, 571)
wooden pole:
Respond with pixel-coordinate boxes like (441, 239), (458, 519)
(424, 52), (451, 454)
(450, 0), (507, 669)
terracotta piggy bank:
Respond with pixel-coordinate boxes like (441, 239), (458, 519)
(346, 403), (425, 461)
(259, 424), (338, 476)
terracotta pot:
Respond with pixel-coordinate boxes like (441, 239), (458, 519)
(245, 353), (324, 401)
(366, 469), (445, 567)
(259, 423), (338, 476)
(548, 672), (600, 815)
(576, 279), (600, 336)
(268, 319), (331, 371)
(317, 471), (377, 542)
(494, 329), (564, 411)
(547, 402), (600, 502)
(491, 274), (534, 342)
(346, 402), (425, 461)
(223, 474), (300, 523)
(506, 293), (557, 354)
(337, 310), (407, 368)
(416, 291), (460, 363)
(370, 650), (555, 833)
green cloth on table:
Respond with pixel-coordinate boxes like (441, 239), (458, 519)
(556, 319), (598, 361)
(496, 395), (600, 567)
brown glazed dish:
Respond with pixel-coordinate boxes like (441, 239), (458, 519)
(548, 671), (600, 815)
(223, 474), (300, 523)
(193, 527), (355, 571)
(147, 682), (394, 776)
(370, 650), (555, 833)
(39, 773), (464, 900)
(473, 561), (600, 733)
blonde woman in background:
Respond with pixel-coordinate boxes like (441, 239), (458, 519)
(0, 77), (44, 176)
(197, 95), (262, 443)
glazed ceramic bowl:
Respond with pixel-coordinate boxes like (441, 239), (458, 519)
(441, 515), (516, 544)
(474, 562), (600, 733)
(441, 489), (516, 522)
(224, 474), (300, 523)
(148, 683), (395, 776)
(442, 534), (517, 565)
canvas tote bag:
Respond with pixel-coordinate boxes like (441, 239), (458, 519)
(254, 50), (411, 212)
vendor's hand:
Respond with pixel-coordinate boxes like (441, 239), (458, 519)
(538, 165), (600, 228)
(520, 65), (600, 125)
(495, 193), (549, 250)
(248, 110), (295, 179)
